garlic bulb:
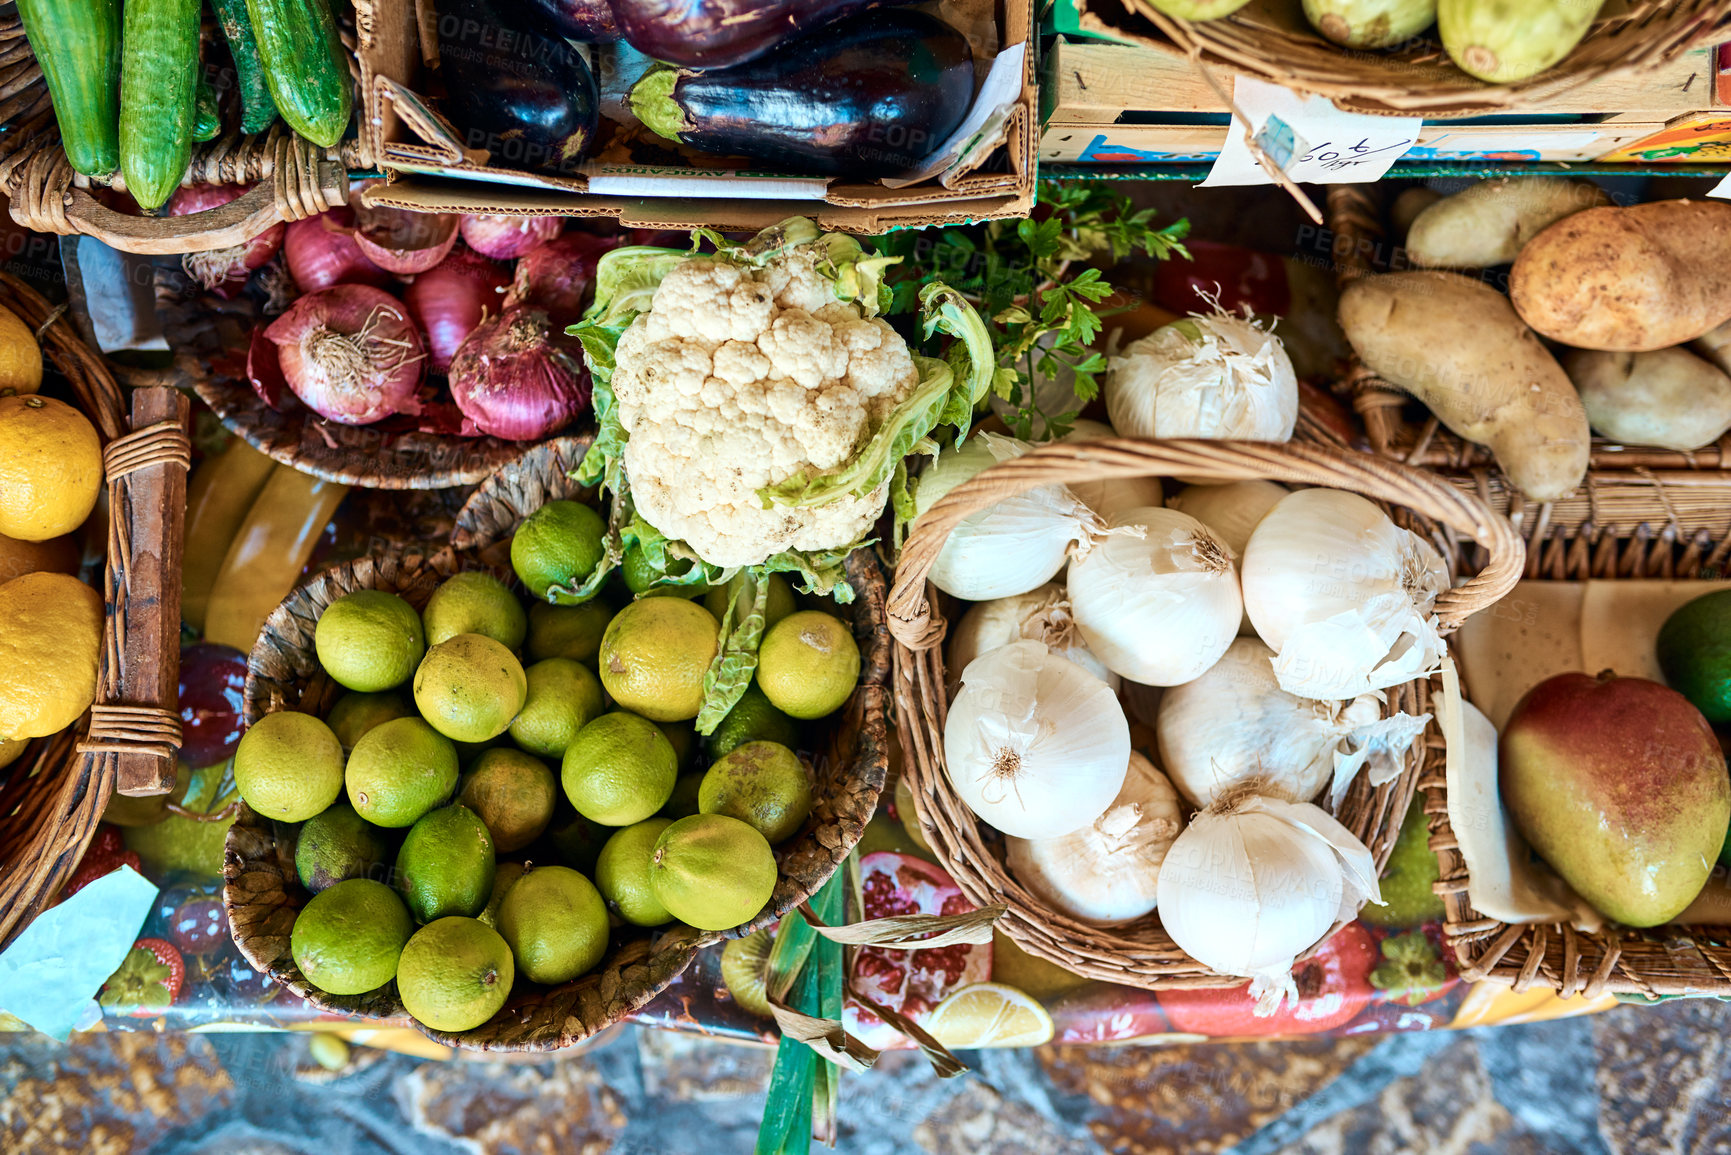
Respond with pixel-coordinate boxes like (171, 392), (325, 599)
(1169, 481), (1287, 635)
(944, 639), (1131, 839)
(1056, 420), (1167, 520)
(1067, 506), (1242, 686)
(945, 583), (1119, 699)
(1156, 638), (1431, 809)
(1157, 788), (1381, 1014)
(1242, 488), (1450, 700)
(1105, 313), (1298, 443)
(1005, 751), (1183, 925)
(916, 433), (1106, 602)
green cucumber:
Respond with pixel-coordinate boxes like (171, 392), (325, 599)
(16, 0), (121, 176)
(246, 0), (353, 148)
(193, 78), (221, 143)
(119, 0), (201, 211)
(210, 0), (279, 135)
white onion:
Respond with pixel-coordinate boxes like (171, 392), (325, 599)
(1169, 481), (1287, 635)
(945, 584), (1119, 699)
(1105, 313), (1298, 443)
(1053, 420), (1167, 520)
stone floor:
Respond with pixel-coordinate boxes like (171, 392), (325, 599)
(3, 999), (1729, 1154)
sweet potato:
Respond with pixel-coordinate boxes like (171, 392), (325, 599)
(1509, 199), (1731, 352)
(1338, 270), (1589, 501)
(1406, 177), (1609, 269)
(1564, 346), (1731, 452)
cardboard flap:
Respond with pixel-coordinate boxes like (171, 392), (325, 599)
(375, 77), (483, 167)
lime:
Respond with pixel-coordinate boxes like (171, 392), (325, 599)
(509, 658), (605, 759)
(541, 807), (607, 873)
(295, 802), (397, 893)
(327, 690), (413, 750)
(699, 741), (812, 845)
(422, 571), (527, 650)
(595, 818), (674, 926)
(658, 720), (695, 769)
(497, 865), (610, 984)
(1657, 589), (1731, 724)
(527, 600), (611, 665)
(459, 748), (558, 853)
(233, 711), (345, 822)
(345, 716), (459, 828)
(649, 813), (777, 932)
(662, 772), (703, 821)
(704, 684), (798, 761)
(315, 590), (426, 693)
(756, 611), (859, 720)
(718, 930), (773, 1017)
(396, 917), (514, 1032)
(511, 500), (606, 604)
(925, 982), (1054, 1048)
(562, 712), (678, 826)
(622, 542), (705, 598)
(598, 598), (719, 722)
(290, 878), (415, 996)
(413, 633), (527, 743)
(395, 804), (496, 924)
(703, 575), (796, 633)
(478, 861), (526, 929)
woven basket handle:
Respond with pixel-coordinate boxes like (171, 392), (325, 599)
(886, 438), (1526, 651)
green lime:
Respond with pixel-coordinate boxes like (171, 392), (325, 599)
(704, 684), (798, 762)
(290, 878), (415, 996)
(295, 802), (397, 893)
(719, 929), (773, 1018)
(122, 802), (237, 879)
(413, 633), (527, 743)
(662, 772), (703, 820)
(658, 720), (695, 769)
(527, 601), (611, 664)
(540, 807), (607, 873)
(497, 865), (610, 984)
(327, 691), (413, 750)
(1657, 589), (1731, 724)
(649, 813), (777, 932)
(395, 803), (496, 923)
(1359, 795), (1446, 929)
(234, 711), (345, 822)
(478, 861), (526, 929)
(598, 598), (718, 722)
(422, 571), (528, 650)
(509, 658), (605, 759)
(345, 716), (459, 828)
(699, 741), (812, 845)
(595, 818), (674, 927)
(703, 575), (796, 633)
(396, 917), (514, 1033)
(622, 542), (704, 598)
(756, 611), (859, 720)
(511, 500), (606, 604)
(315, 590), (426, 693)
(308, 1034), (351, 1071)
(459, 748), (558, 853)
(561, 712), (678, 826)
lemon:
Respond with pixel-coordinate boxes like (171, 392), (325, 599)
(0, 572), (102, 740)
(497, 865), (610, 984)
(0, 737), (26, 772)
(925, 982), (1054, 1048)
(699, 741), (812, 845)
(422, 571), (527, 650)
(0, 395), (100, 542)
(396, 917), (514, 1033)
(233, 710), (346, 822)
(562, 711), (678, 826)
(290, 878), (415, 996)
(718, 930), (773, 1018)
(459, 748), (558, 853)
(511, 500), (606, 604)
(527, 600), (611, 664)
(326, 690), (412, 750)
(595, 818), (674, 927)
(508, 658), (605, 760)
(704, 685), (798, 762)
(345, 716), (460, 828)
(649, 813), (777, 932)
(413, 633), (527, 743)
(598, 598), (719, 722)
(395, 804), (496, 923)
(316, 590), (426, 693)
(0, 304), (42, 397)
(756, 611), (860, 720)
(0, 531), (78, 584)
(703, 575), (796, 633)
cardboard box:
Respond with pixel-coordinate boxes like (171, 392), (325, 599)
(353, 0), (1036, 232)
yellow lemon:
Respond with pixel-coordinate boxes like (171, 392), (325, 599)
(0, 395), (102, 542)
(0, 305), (42, 397)
(0, 572), (102, 740)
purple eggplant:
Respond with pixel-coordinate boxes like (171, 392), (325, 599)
(523, 0), (620, 41)
(611, 0), (919, 69)
(630, 8), (973, 178)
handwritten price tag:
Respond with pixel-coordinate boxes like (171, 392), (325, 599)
(1202, 77), (1421, 188)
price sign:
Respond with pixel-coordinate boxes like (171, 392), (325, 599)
(1202, 77), (1421, 188)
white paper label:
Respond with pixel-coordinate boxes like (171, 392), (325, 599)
(1708, 171), (1731, 199)
(1201, 76), (1422, 188)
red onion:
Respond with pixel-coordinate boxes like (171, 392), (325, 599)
(246, 326), (295, 412)
(505, 230), (618, 328)
(265, 285), (426, 425)
(284, 208), (392, 293)
(459, 214), (563, 260)
(169, 185), (285, 299)
(404, 245), (511, 374)
(352, 204), (460, 275)
(448, 306), (590, 441)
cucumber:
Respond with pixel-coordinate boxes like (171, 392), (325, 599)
(246, 0), (353, 148)
(193, 78), (221, 143)
(15, 0), (121, 176)
(210, 0), (280, 135)
(119, 0), (201, 211)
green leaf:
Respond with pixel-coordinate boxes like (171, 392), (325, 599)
(759, 544), (858, 603)
(696, 573), (770, 735)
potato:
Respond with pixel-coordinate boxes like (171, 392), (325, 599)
(1563, 346), (1731, 452)
(1509, 199), (1731, 352)
(1693, 318), (1731, 374)
(1338, 271), (1588, 501)
(1391, 187), (1443, 240)
(1406, 177), (1609, 269)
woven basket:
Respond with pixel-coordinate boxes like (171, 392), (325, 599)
(886, 437), (1523, 989)
(1076, 0), (1731, 116)
(0, 272), (189, 950)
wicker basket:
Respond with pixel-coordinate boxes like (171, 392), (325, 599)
(1075, 0), (1731, 117)
(0, 272), (189, 950)
(886, 437), (1523, 989)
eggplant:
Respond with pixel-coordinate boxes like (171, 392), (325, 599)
(523, 0), (619, 42)
(630, 9), (973, 179)
(434, 0), (599, 175)
(612, 0), (918, 69)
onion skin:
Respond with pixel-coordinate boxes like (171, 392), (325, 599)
(405, 245), (511, 374)
(352, 205), (460, 275)
(448, 306), (590, 441)
(284, 208), (393, 293)
(505, 230), (617, 327)
(246, 325), (295, 412)
(265, 284), (426, 425)
(459, 214), (564, 260)
(168, 185), (285, 298)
